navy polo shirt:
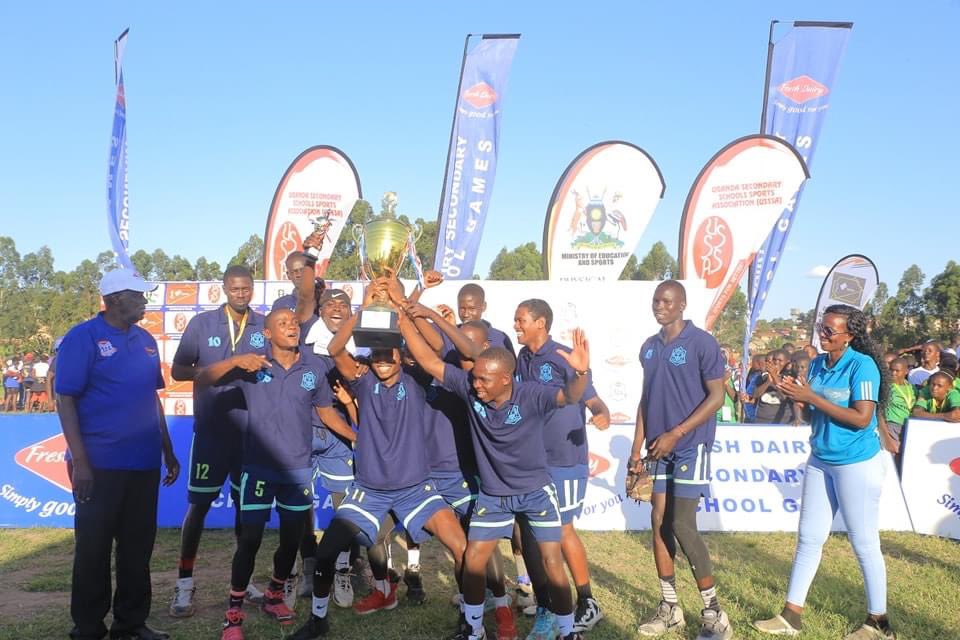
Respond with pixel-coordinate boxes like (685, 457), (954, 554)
(55, 313), (165, 471)
(271, 292), (298, 312)
(516, 337), (597, 467)
(173, 306), (266, 434)
(349, 370), (430, 491)
(409, 367), (475, 477)
(639, 321), (724, 449)
(484, 322), (515, 356)
(441, 364), (557, 496)
(234, 348), (333, 483)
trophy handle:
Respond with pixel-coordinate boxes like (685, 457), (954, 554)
(409, 222), (423, 243)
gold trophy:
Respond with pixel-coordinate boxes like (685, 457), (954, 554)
(352, 202), (422, 348)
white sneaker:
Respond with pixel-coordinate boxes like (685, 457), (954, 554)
(284, 572), (300, 610)
(697, 608), (732, 640)
(515, 588), (535, 610)
(244, 582), (265, 606)
(168, 577), (196, 618)
(523, 603), (538, 617)
(333, 569), (354, 608)
(638, 601), (685, 637)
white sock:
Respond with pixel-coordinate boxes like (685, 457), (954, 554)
(312, 595), (329, 618)
(494, 594), (510, 608)
(700, 585), (719, 610)
(375, 578), (390, 597)
(407, 547), (420, 569)
(464, 602), (485, 634)
(557, 612), (574, 636)
(335, 551), (350, 571)
(659, 575), (678, 605)
(385, 542), (394, 570)
(176, 576), (193, 588)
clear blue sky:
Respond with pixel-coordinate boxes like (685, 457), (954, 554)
(1, 1), (957, 318)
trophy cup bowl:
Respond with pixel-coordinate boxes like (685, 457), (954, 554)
(352, 218), (421, 349)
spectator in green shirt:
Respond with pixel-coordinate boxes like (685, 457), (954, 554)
(911, 371), (960, 422)
(885, 359), (915, 446)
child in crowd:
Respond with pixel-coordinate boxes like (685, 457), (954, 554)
(753, 350), (797, 425)
(911, 371), (960, 422)
(885, 358), (915, 453)
(788, 354), (811, 426)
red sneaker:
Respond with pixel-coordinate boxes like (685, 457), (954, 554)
(495, 605), (519, 640)
(261, 588), (295, 624)
(221, 608), (245, 640)
(352, 582), (399, 615)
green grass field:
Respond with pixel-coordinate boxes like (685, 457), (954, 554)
(0, 528), (956, 640)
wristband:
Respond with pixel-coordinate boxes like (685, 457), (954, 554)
(575, 368), (591, 377)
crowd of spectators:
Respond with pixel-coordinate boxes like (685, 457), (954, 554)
(718, 333), (960, 444)
(2, 347), (58, 413)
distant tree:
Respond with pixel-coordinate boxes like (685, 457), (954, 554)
(874, 264), (927, 348)
(323, 199), (374, 280)
(713, 287), (747, 349)
(923, 261), (960, 340)
(631, 242), (677, 281)
(619, 254), (639, 280)
(130, 249), (153, 278)
(488, 243), (544, 280)
(194, 257), (223, 281)
(228, 235), (264, 279)
(166, 255), (196, 281)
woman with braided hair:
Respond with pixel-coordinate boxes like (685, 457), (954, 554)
(753, 304), (895, 640)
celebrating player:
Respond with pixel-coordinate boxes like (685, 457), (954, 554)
(402, 305), (592, 640)
(513, 298), (610, 635)
(199, 308), (348, 640)
(289, 280), (468, 640)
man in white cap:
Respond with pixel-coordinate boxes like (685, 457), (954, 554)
(56, 269), (180, 640)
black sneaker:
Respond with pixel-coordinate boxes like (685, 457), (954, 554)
(560, 633), (584, 640)
(447, 615), (485, 640)
(110, 626), (170, 640)
(404, 566), (427, 605)
(288, 614), (330, 640)
(387, 567), (402, 584)
(574, 596), (603, 632)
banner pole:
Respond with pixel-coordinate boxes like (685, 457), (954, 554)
(432, 34), (473, 254)
(758, 21), (778, 144)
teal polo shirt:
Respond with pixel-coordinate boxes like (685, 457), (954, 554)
(807, 347), (881, 464)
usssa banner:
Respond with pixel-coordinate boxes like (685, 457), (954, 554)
(542, 142), (665, 282)
(434, 35), (519, 279)
(678, 135), (809, 329)
(263, 146), (362, 280)
(106, 29), (133, 270)
(747, 22), (852, 362)
(811, 254), (878, 351)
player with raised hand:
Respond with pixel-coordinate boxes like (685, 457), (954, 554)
(401, 303), (592, 640)
(288, 279), (468, 640)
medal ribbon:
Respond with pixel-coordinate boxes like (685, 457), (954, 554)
(225, 307), (249, 353)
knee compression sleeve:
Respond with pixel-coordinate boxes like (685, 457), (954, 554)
(671, 497), (713, 581)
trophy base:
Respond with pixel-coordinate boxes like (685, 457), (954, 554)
(353, 308), (402, 349)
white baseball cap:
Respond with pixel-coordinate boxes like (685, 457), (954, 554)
(99, 269), (158, 296)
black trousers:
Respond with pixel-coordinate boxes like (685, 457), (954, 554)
(71, 468), (160, 640)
